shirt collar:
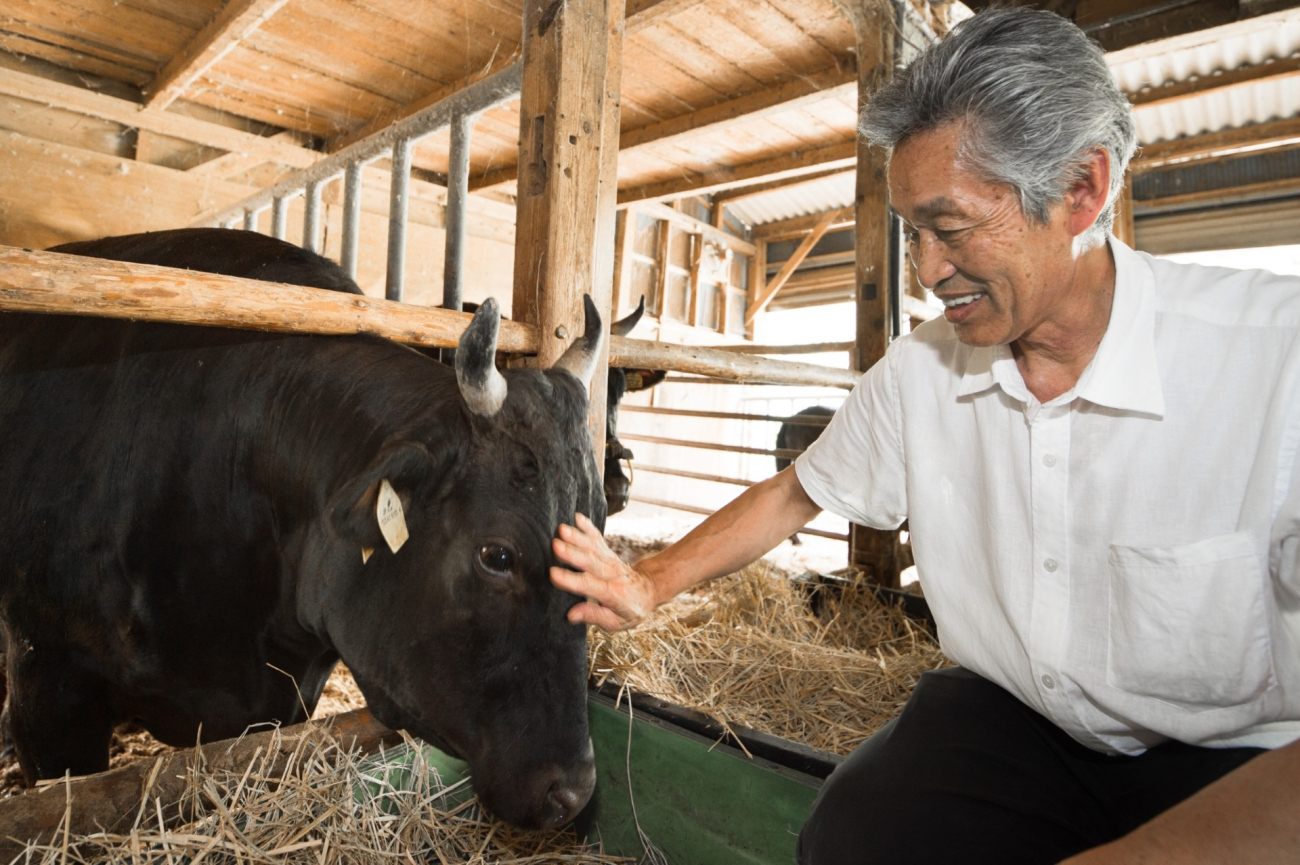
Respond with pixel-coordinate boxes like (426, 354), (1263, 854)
(957, 237), (1164, 418)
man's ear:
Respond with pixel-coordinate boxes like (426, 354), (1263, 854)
(328, 441), (435, 548)
(1066, 147), (1112, 239)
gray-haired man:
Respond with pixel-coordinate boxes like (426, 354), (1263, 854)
(552, 9), (1300, 864)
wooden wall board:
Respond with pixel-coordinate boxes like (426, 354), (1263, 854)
(0, 92), (132, 158)
(0, 131), (256, 248)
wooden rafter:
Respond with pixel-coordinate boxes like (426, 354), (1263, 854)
(745, 206), (847, 325)
(619, 142), (857, 205)
(636, 201), (757, 255)
(144, 0), (291, 110)
(0, 66), (318, 169)
(1127, 55), (1300, 108)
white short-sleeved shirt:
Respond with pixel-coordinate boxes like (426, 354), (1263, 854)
(796, 238), (1300, 755)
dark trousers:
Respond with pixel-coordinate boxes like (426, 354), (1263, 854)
(797, 668), (1264, 865)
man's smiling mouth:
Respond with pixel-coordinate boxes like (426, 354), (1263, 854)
(941, 292), (985, 309)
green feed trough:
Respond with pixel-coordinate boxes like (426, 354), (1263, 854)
(368, 687), (836, 863)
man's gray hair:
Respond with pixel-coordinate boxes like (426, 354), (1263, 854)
(862, 8), (1137, 242)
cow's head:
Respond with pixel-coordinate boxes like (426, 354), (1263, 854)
(311, 298), (607, 829)
(603, 298), (666, 515)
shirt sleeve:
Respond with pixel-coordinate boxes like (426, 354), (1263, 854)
(794, 342), (907, 529)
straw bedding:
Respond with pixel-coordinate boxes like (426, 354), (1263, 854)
(589, 560), (950, 756)
(9, 725), (627, 865)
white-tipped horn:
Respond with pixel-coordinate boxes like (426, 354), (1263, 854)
(455, 297), (508, 417)
(553, 295), (606, 390)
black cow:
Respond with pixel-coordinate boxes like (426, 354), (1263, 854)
(1, 240), (609, 829)
(775, 405), (836, 545)
(53, 228), (667, 515)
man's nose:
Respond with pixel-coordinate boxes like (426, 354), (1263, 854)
(911, 234), (956, 290)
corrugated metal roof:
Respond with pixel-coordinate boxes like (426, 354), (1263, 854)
(727, 171), (856, 228)
(1108, 8), (1300, 146)
(729, 6), (1300, 229)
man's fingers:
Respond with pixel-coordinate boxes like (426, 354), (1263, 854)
(549, 565), (612, 600)
(567, 600), (634, 632)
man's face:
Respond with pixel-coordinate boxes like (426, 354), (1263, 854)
(889, 123), (1078, 348)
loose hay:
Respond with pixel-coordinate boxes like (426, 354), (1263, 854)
(10, 725), (627, 865)
(589, 563), (951, 756)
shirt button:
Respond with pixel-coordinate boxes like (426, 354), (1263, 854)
(1043, 454), (1057, 467)
(1041, 674), (1056, 689)
(1044, 558), (1058, 572)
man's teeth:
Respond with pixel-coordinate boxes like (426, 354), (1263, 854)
(943, 293), (984, 309)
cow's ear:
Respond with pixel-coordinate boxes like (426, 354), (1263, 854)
(625, 369), (666, 392)
(328, 441), (435, 548)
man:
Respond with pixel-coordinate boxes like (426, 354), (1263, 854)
(552, 8), (1300, 864)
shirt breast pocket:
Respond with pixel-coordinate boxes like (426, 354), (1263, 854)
(1107, 531), (1276, 710)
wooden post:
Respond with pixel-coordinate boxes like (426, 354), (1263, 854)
(1113, 169), (1136, 248)
(839, 0), (904, 588)
(611, 206), (636, 318)
(512, 0), (624, 459)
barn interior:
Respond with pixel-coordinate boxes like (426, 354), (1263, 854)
(0, 0), (1299, 860)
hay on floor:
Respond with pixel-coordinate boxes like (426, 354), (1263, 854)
(10, 724), (628, 865)
(589, 563), (950, 756)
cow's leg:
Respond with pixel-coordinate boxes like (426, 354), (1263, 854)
(6, 647), (114, 783)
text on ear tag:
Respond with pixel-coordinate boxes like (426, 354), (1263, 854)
(361, 547), (374, 564)
(376, 479), (409, 554)
(625, 372), (643, 390)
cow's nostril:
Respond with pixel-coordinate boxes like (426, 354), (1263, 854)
(542, 758), (596, 826)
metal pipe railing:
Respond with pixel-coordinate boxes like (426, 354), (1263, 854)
(340, 162), (364, 279)
(442, 109), (476, 313)
(385, 138), (413, 302)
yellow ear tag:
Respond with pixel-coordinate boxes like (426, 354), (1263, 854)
(361, 547), (374, 564)
(376, 479), (409, 554)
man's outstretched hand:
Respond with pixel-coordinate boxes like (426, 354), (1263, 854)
(551, 512), (660, 631)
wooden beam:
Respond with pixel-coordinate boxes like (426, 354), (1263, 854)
(1131, 115), (1300, 170)
(0, 708), (396, 863)
(1127, 54), (1300, 109)
(625, 0), (710, 34)
(636, 200), (757, 255)
(618, 142), (858, 205)
(609, 340), (858, 387)
(144, 0), (290, 110)
(713, 340), (855, 355)
(611, 207), (636, 318)
(746, 207), (847, 324)
(1132, 172), (1300, 214)
(0, 65), (319, 169)
(752, 209), (857, 242)
(0, 247), (537, 352)
(512, 0), (622, 369)
(1113, 170), (1136, 246)
(188, 129), (313, 178)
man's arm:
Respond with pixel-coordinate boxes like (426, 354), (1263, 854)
(550, 466), (822, 631)
(1062, 737), (1300, 864)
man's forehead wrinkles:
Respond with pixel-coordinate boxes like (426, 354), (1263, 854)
(912, 196), (966, 220)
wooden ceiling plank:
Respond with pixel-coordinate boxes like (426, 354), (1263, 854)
(620, 69), (854, 149)
(618, 140), (857, 203)
(11, 0), (193, 68)
(1131, 115), (1300, 170)
(144, 0), (291, 110)
(633, 19), (766, 96)
(669, 4), (811, 82)
(1127, 55), (1300, 108)
(759, 0), (857, 57)
(625, 0), (712, 35)
(746, 205), (847, 324)
(0, 32), (153, 86)
(0, 64), (320, 169)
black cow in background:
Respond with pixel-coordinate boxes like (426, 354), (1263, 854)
(775, 405), (836, 545)
(53, 228), (365, 295)
(8, 232), (613, 829)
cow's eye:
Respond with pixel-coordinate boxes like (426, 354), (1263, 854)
(476, 544), (516, 578)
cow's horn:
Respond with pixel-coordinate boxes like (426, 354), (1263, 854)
(553, 294), (606, 390)
(455, 297), (508, 417)
(610, 296), (645, 337)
